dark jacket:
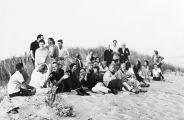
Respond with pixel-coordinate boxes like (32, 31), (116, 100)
(118, 48), (130, 63)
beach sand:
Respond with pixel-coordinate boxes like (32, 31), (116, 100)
(0, 72), (184, 120)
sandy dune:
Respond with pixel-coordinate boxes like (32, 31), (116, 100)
(0, 72), (184, 120)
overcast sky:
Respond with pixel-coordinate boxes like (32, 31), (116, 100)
(0, 0), (184, 67)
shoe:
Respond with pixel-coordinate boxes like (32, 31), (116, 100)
(139, 89), (148, 92)
(111, 89), (118, 95)
(141, 84), (150, 87)
(83, 92), (90, 96)
(76, 90), (84, 96)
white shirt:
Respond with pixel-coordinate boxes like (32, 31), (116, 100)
(58, 47), (69, 58)
(7, 71), (24, 94)
(152, 68), (162, 77)
(29, 69), (47, 89)
(110, 45), (119, 53)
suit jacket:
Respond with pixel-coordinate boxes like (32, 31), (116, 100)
(118, 48), (130, 63)
(104, 49), (113, 62)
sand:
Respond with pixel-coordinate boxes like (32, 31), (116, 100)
(0, 72), (184, 120)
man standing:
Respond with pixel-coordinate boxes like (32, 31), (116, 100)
(30, 34), (44, 67)
(152, 50), (164, 68)
(104, 44), (113, 66)
(110, 40), (119, 53)
(57, 39), (69, 60)
(118, 43), (130, 63)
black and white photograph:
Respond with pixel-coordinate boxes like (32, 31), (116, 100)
(0, 0), (184, 120)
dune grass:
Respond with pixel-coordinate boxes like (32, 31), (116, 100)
(0, 46), (183, 87)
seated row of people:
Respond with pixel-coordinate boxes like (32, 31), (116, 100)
(7, 55), (163, 97)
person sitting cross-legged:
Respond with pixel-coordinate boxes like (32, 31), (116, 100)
(8, 63), (36, 98)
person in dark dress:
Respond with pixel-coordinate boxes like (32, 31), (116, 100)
(75, 54), (83, 79)
(118, 43), (130, 63)
(30, 34), (44, 67)
(104, 45), (113, 66)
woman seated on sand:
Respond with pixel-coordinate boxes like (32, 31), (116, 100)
(29, 63), (51, 94)
(133, 60), (150, 87)
(152, 64), (164, 81)
(125, 62), (147, 93)
(142, 60), (152, 82)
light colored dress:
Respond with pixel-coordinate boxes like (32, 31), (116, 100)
(35, 48), (50, 67)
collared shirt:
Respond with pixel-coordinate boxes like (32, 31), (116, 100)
(8, 71), (25, 94)
(58, 47), (69, 58)
(110, 45), (119, 53)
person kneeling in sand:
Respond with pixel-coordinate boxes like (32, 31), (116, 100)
(8, 63), (36, 98)
(29, 63), (51, 94)
(152, 64), (164, 81)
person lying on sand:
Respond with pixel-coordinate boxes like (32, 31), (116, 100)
(7, 63), (36, 98)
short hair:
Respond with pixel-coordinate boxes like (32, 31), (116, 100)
(136, 60), (142, 70)
(76, 54), (81, 59)
(52, 62), (59, 66)
(37, 34), (43, 40)
(37, 63), (47, 73)
(57, 39), (63, 43)
(80, 67), (86, 72)
(16, 63), (23, 71)
(113, 40), (117, 43)
(69, 63), (76, 69)
(95, 57), (100, 60)
(93, 66), (100, 71)
(154, 50), (158, 55)
(39, 39), (45, 44)
(144, 60), (149, 65)
(153, 64), (158, 67)
(48, 37), (55, 44)
(126, 62), (131, 70)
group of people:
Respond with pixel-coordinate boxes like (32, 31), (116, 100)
(7, 35), (165, 97)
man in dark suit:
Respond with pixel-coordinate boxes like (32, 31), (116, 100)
(118, 43), (130, 63)
(75, 54), (83, 78)
(104, 45), (113, 66)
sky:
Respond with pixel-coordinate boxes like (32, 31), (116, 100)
(0, 0), (184, 67)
